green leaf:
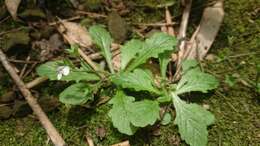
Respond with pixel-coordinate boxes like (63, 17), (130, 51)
(89, 25), (114, 73)
(128, 100), (160, 127)
(181, 59), (200, 72)
(37, 61), (64, 80)
(108, 91), (160, 135)
(121, 39), (143, 70)
(161, 112), (172, 125)
(172, 93), (215, 146)
(59, 83), (92, 105)
(108, 91), (137, 135)
(126, 32), (177, 72)
(36, 61), (100, 81)
(256, 82), (260, 93)
(157, 95), (171, 103)
(224, 74), (237, 87)
(67, 44), (79, 56)
(159, 51), (171, 79)
(111, 69), (160, 94)
(62, 68), (100, 82)
(176, 60), (219, 95)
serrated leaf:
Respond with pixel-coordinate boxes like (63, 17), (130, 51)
(126, 32), (177, 72)
(89, 25), (114, 73)
(121, 39), (143, 70)
(176, 60), (219, 95)
(108, 91), (137, 135)
(111, 69), (160, 94)
(128, 100), (160, 127)
(36, 61), (100, 81)
(172, 93), (215, 146)
(59, 83), (92, 105)
(108, 91), (160, 135)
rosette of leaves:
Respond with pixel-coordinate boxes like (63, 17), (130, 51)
(37, 25), (219, 146)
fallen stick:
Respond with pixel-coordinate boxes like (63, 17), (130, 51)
(86, 136), (95, 146)
(0, 49), (66, 146)
(26, 76), (48, 89)
(111, 140), (130, 146)
(174, 0), (193, 81)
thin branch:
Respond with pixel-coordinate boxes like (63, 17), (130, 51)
(165, 6), (176, 81)
(165, 7), (175, 36)
(76, 10), (107, 18)
(49, 16), (82, 26)
(26, 76), (48, 89)
(8, 59), (39, 64)
(132, 22), (176, 27)
(78, 48), (99, 71)
(0, 49), (66, 146)
(86, 136), (95, 146)
(111, 141), (130, 146)
(174, 0), (193, 81)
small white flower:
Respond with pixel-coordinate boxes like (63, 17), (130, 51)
(57, 66), (70, 80)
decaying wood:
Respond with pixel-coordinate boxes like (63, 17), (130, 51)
(0, 49), (66, 146)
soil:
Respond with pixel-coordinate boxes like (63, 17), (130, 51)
(0, 0), (259, 145)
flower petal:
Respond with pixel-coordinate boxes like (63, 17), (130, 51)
(62, 66), (70, 76)
(57, 73), (62, 80)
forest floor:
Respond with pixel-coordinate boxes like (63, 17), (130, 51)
(0, 0), (259, 146)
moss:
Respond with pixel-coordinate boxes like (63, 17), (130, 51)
(0, 0), (260, 145)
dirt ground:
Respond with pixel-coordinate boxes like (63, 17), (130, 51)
(0, 0), (259, 145)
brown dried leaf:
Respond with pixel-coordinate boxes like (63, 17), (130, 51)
(32, 33), (63, 61)
(96, 126), (106, 140)
(5, 0), (21, 20)
(187, 1), (224, 60)
(112, 49), (121, 71)
(58, 21), (92, 48)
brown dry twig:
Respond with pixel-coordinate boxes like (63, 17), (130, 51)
(164, 6), (176, 80)
(0, 49), (66, 146)
(174, 0), (193, 81)
(78, 48), (99, 71)
(19, 56), (30, 78)
(86, 136), (95, 146)
(76, 10), (107, 18)
(111, 141), (130, 146)
(8, 59), (39, 64)
(49, 16), (82, 26)
(0, 27), (24, 36)
(26, 76), (48, 89)
(132, 22), (176, 27)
